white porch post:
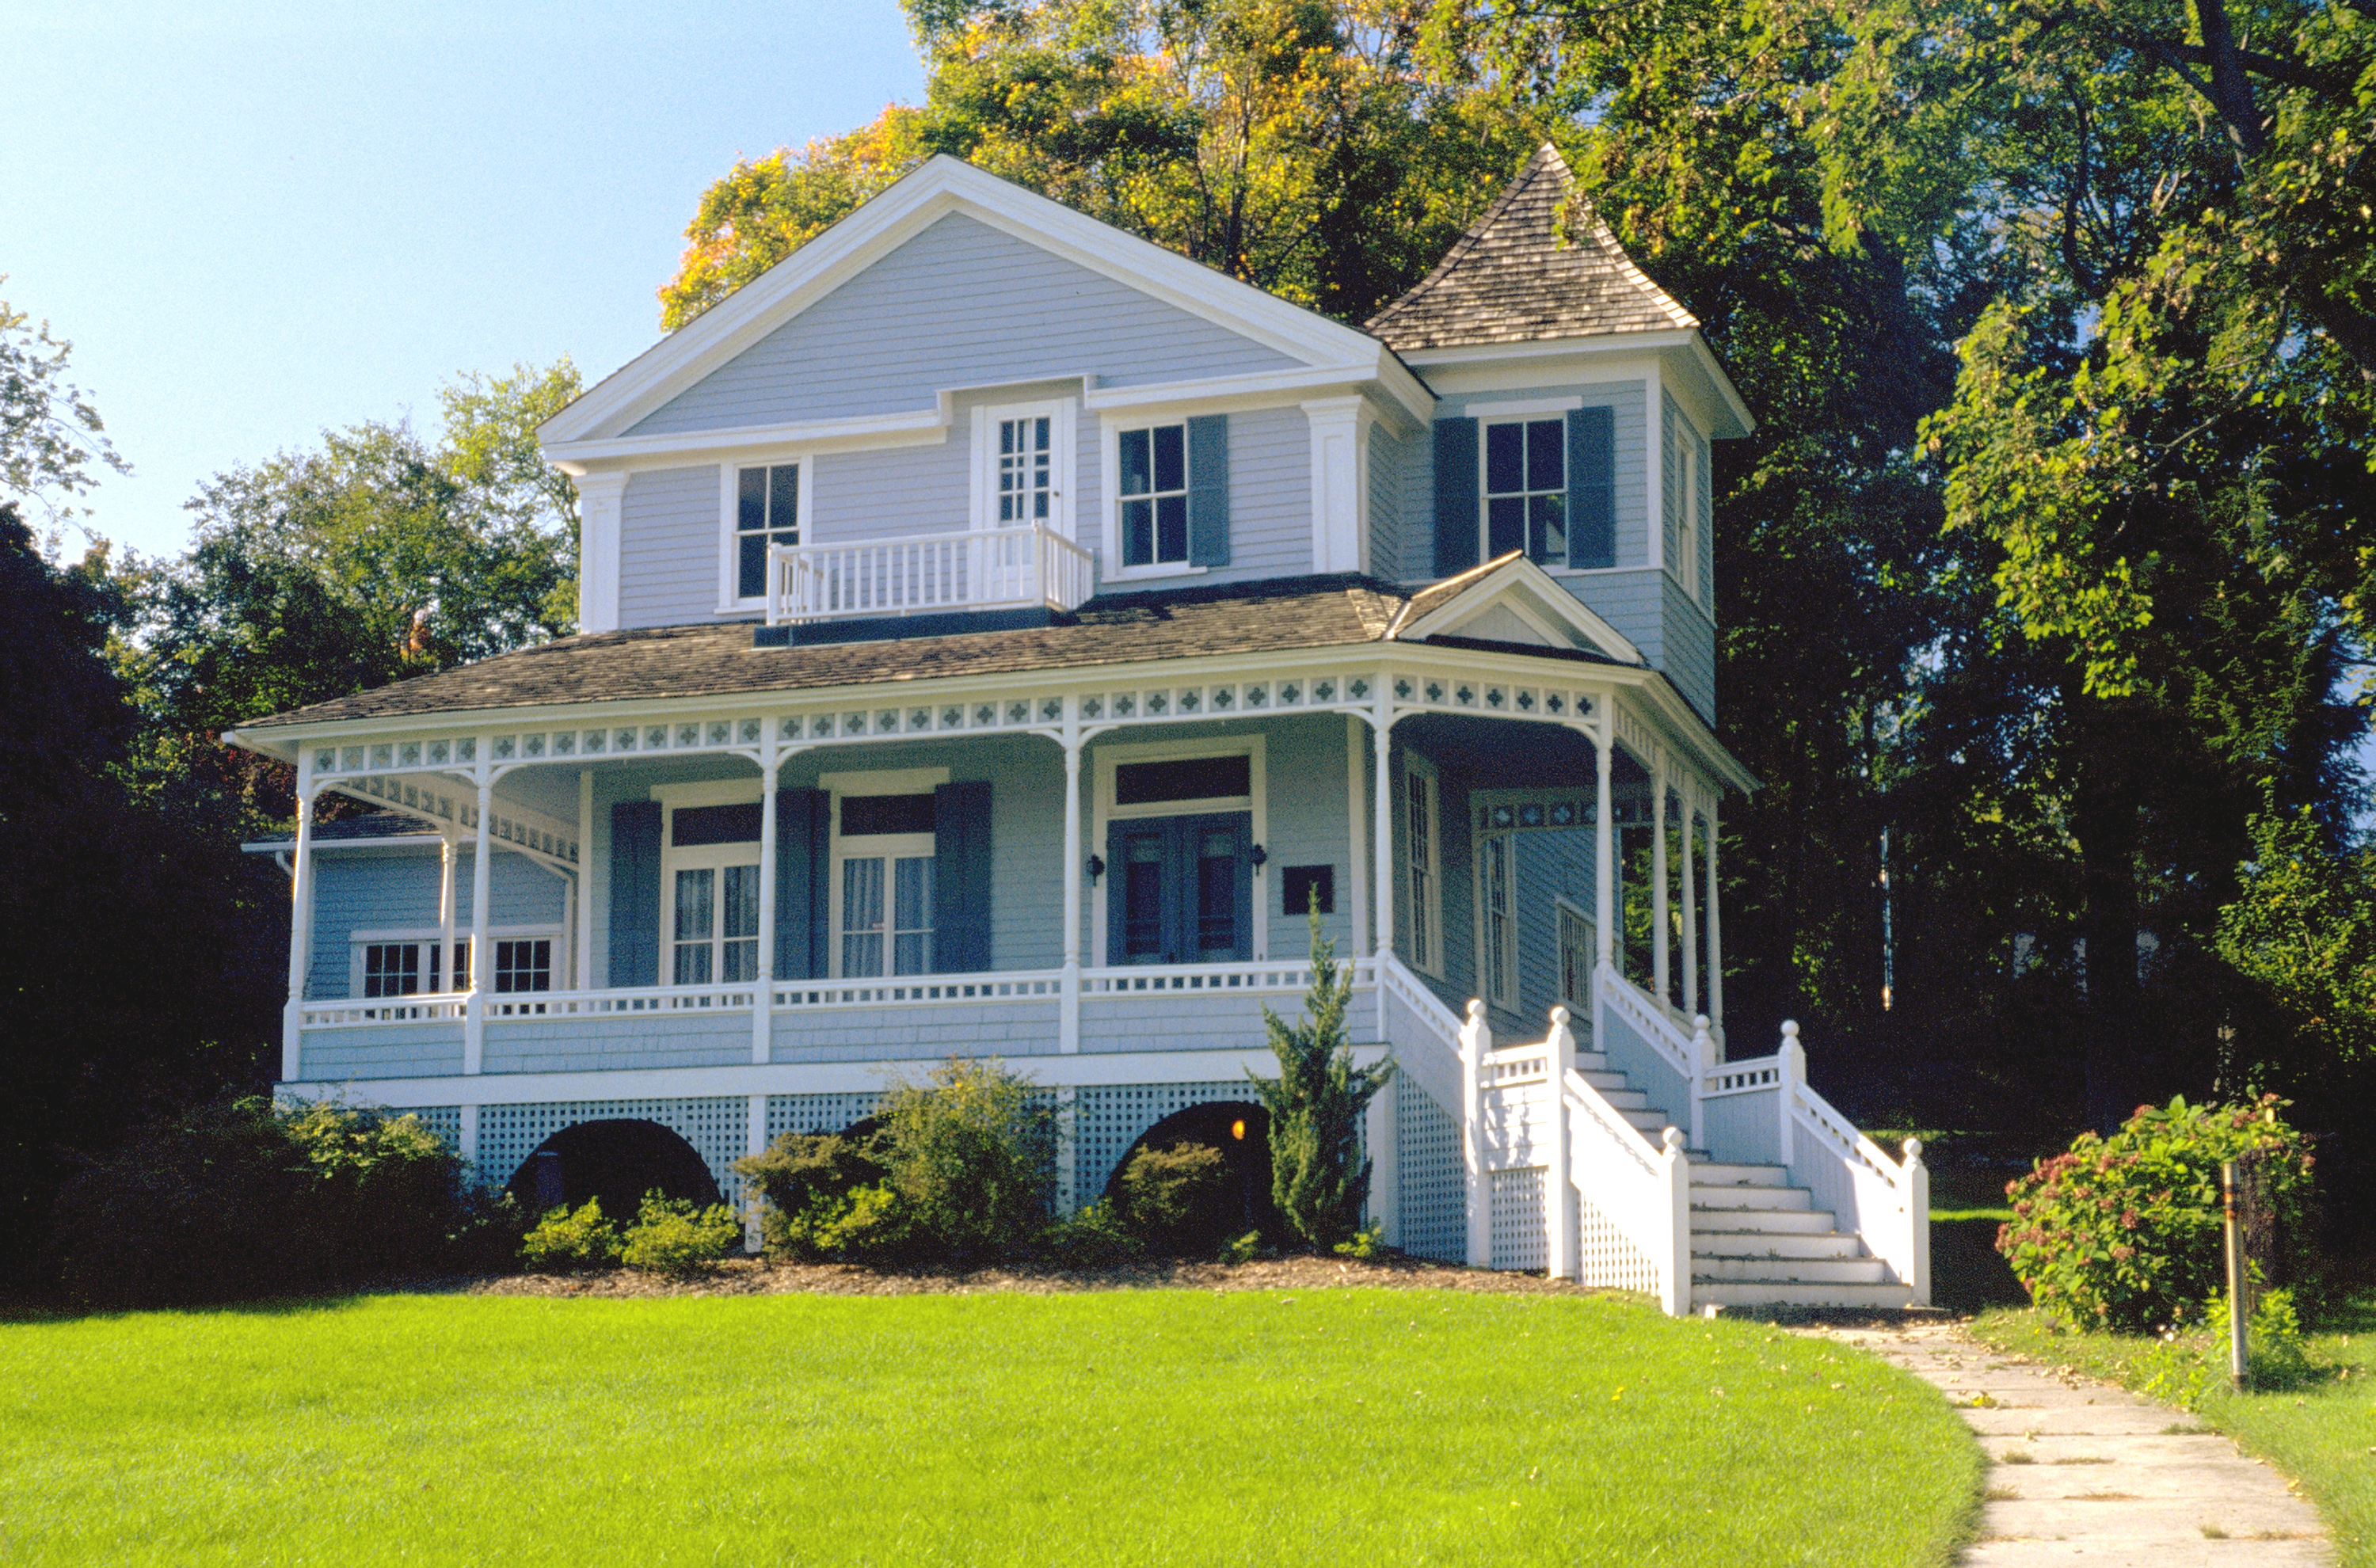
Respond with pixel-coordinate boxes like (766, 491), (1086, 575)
(1705, 804), (1725, 1033)
(1460, 999), (1491, 1268)
(752, 729), (781, 1066)
(1060, 706), (1083, 1054)
(1593, 708), (1614, 972)
(744, 1094), (768, 1251)
(281, 773), (318, 1083)
(436, 832), (459, 995)
(1345, 714), (1369, 959)
(1371, 702), (1396, 1041)
(1680, 785), (1699, 1021)
(1652, 769), (1670, 1007)
(574, 768), (594, 990)
(463, 751), (493, 1076)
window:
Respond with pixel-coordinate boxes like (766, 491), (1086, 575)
(1403, 753), (1442, 976)
(1479, 835), (1514, 1007)
(834, 793), (936, 978)
(361, 940), (464, 996)
(1675, 428), (1700, 599)
(664, 800), (760, 987)
(735, 462), (800, 602)
(996, 415), (1053, 527)
(1483, 418), (1565, 565)
(350, 928), (563, 999)
(494, 938), (552, 994)
(1556, 897), (1595, 1010)
(1118, 422), (1189, 568)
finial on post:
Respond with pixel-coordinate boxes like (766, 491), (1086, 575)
(1467, 998), (1487, 1021)
(1549, 1004), (1570, 1029)
(1662, 1125), (1685, 1153)
(1902, 1136), (1924, 1165)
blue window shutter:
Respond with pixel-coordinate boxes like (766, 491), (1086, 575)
(1228, 815), (1254, 963)
(1567, 405), (1616, 569)
(1433, 418), (1479, 577)
(607, 801), (661, 988)
(932, 781), (992, 973)
(1187, 414), (1231, 567)
(775, 788), (829, 980)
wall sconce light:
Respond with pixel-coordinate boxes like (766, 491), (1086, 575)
(1250, 843), (1268, 873)
(1086, 853), (1105, 887)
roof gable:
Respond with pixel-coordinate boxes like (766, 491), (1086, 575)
(1365, 145), (1696, 353)
(546, 156), (1406, 449)
(1392, 553), (1643, 665)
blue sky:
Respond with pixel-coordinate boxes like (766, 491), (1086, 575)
(3, 1), (924, 560)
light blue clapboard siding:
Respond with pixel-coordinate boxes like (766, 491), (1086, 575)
(1514, 828), (1594, 1032)
(1205, 403), (1312, 584)
(630, 214), (1298, 436)
(1256, 714), (1356, 961)
(1561, 566), (1666, 672)
(482, 1014), (750, 1075)
(299, 1026), (465, 1082)
(1366, 421), (1411, 582)
(807, 428), (969, 545)
(772, 1000), (1062, 1062)
(1395, 382), (1649, 582)
(308, 848), (565, 999)
(619, 466), (722, 630)
(1662, 575), (1716, 723)
(1394, 735), (1479, 1023)
(1661, 393), (1681, 576)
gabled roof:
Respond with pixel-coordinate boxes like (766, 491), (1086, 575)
(1388, 552), (1643, 665)
(543, 154), (1429, 455)
(1365, 145), (1696, 353)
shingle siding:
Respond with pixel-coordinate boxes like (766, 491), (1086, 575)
(307, 848), (564, 999)
(630, 213), (1297, 436)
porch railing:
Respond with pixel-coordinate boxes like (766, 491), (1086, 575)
(1082, 957), (1377, 995)
(767, 523), (1094, 626)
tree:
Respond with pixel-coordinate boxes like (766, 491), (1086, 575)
(1251, 911), (1391, 1247)
(659, 1), (1536, 329)
(0, 279), (129, 522)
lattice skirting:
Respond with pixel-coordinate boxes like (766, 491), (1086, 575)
(1072, 1082), (1253, 1209)
(1489, 1166), (1548, 1272)
(765, 1093), (884, 1144)
(1576, 1189), (1660, 1295)
(409, 1106), (462, 1151)
(477, 1098), (751, 1208)
(1395, 1080), (1464, 1263)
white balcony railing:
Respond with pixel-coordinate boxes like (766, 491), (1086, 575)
(767, 524), (1095, 626)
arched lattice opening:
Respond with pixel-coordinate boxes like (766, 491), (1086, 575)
(1102, 1100), (1277, 1251)
(507, 1117), (722, 1224)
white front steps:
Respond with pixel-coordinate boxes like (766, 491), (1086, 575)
(1687, 1159), (1917, 1309)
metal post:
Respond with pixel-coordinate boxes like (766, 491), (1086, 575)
(2224, 1159), (2249, 1391)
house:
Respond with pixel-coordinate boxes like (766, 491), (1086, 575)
(227, 148), (1929, 1311)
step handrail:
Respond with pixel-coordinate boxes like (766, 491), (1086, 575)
(1544, 1007), (1690, 1314)
(1595, 964), (1715, 1149)
(1772, 1022), (1931, 1303)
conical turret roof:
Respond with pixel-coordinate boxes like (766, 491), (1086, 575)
(1366, 145), (1695, 352)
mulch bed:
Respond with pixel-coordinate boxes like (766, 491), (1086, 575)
(468, 1253), (1632, 1301)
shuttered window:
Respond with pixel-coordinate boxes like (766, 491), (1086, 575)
(735, 463), (799, 600)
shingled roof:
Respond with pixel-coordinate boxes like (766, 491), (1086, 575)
(1365, 145), (1696, 353)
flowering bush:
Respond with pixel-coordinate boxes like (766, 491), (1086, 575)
(1996, 1094), (2313, 1331)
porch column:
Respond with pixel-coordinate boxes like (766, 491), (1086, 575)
(574, 768), (594, 990)
(281, 776), (318, 1083)
(1705, 804), (1725, 1032)
(437, 833), (459, 995)
(1345, 714), (1369, 958)
(1652, 769), (1670, 1006)
(752, 729), (781, 1067)
(1060, 707), (1083, 1054)
(463, 754), (493, 1076)
(1593, 709), (1614, 972)
(1371, 705), (1396, 1040)
(1679, 785), (1699, 1021)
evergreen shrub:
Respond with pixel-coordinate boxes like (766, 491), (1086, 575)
(735, 1131), (889, 1258)
(1252, 911), (1392, 1249)
(1996, 1094), (2315, 1330)
(1040, 1198), (1144, 1266)
(619, 1192), (742, 1277)
(1114, 1143), (1230, 1253)
(520, 1198), (623, 1272)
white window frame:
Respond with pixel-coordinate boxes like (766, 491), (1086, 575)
(1091, 734), (1267, 967)
(1475, 832), (1517, 1010)
(971, 401), (1075, 539)
(717, 456), (809, 614)
(1555, 894), (1597, 1012)
(1099, 413), (1205, 582)
(1401, 751), (1443, 978)
(821, 767), (949, 980)
(652, 781), (765, 984)
(348, 925), (556, 998)
(1477, 415), (1568, 569)
(1674, 425), (1700, 601)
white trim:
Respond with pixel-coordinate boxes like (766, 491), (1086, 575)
(1462, 394), (1584, 419)
(650, 780), (764, 809)
(1394, 554), (1645, 666)
(546, 409), (946, 474)
(973, 398), (1076, 539)
(1398, 331), (1753, 439)
(1103, 564), (1208, 584)
(1101, 411), (1196, 573)
(1087, 367), (1426, 432)
(1090, 733), (1269, 967)
(346, 924), (558, 999)
(1304, 395), (1372, 575)
(817, 767), (950, 796)
(574, 471), (629, 635)
(1402, 749), (1443, 979)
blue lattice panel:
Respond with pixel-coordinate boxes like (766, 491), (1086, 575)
(764, 1093), (884, 1144)
(478, 1098), (752, 1208)
(410, 1106), (462, 1153)
(1396, 1080), (1465, 1263)
(1073, 1082), (1250, 1209)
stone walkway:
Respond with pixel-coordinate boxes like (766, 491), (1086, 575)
(1803, 1320), (2333, 1566)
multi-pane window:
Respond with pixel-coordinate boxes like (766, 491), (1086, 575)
(1483, 418), (1565, 565)
(1675, 432), (1700, 599)
(1118, 422), (1189, 568)
(1556, 899), (1594, 1010)
(1403, 755), (1442, 976)
(836, 792), (936, 979)
(673, 864), (760, 985)
(996, 416), (1053, 527)
(1480, 835), (1514, 1007)
(354, 937), (474, 997)
(494, 938), (552, 994)
(736, 462), (800, 601)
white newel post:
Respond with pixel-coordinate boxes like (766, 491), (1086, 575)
(1776, 1022), (1803, 1172)
(464, 758), (493, 1076)
(1902, 1137), (1932, 1304)
(1460, 999), (1490, 1268)
(282, 774), (318, 1083)
(1546, 1006), (1578, 1280)
(1679, 790), (1698, 1021)
(1660, 1125), (1692, 1316)
(1690, 1014), (1715, 1153)
(753, 733), (780, 1066)
(1060, 714), (1083, 1054)
(1652, 774), (1670, 1005)
(1371, 705), (1395, 1040)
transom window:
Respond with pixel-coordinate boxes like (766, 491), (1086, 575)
(1483, 419), (1565, 564)
(736, 462), (800, 601)
(996, 416), (1053, 527)
(1118, 423), (1189, 568)
(835, 793), (936, 979)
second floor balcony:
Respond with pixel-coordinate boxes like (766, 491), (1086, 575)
(767, 523), (1095, 628)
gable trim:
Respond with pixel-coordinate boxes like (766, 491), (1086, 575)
(1392, 554), (1644, 665)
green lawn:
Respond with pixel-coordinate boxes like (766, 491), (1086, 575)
(1970, 1292), (2376, 1566)
(1925, 1165), (2027, 1314)
(0, 1288), (1977, 1566)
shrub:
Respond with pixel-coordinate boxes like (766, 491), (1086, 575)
(619, 1192), (743, 1277)
(520, 1197), (623, 1272)
(734, 1130), (889, 1259)
(1996, 1094), (2315, 1331)
(1114, 1143), (1231, 1253)
(875, 1058), (1054, 1263)
(1039, 1199), (1144, 1266)
(52, 1096), (508, 1307)
(1251, 911), (1392, 1249)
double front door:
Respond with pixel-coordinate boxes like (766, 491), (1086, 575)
(1107, 813), (1253, 965)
